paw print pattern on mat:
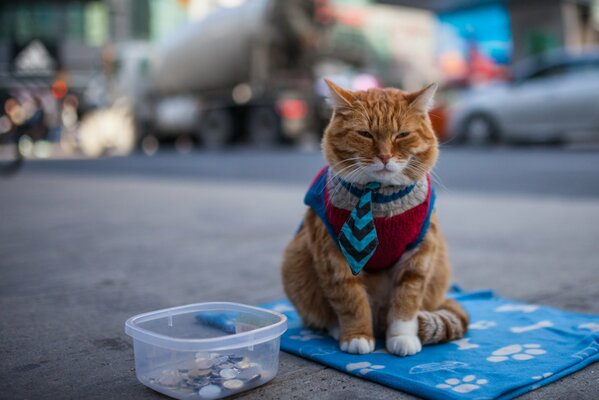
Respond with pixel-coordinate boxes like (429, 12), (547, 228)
(451, 338), (479, 350)
(578, 323), (599, 332)
(436, 375), (489, 393)
(469, 320), (497, 330)
(495, 304), (539, 313)
(487, 344), (546, 362)
(346, 361), (385, 375)
(289, 329), (323, 342)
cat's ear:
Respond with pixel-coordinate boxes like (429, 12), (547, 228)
(324, 78), (355, 109)
(406, 83), (438, 114)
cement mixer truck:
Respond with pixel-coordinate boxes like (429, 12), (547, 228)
(134, 0), (338, 149)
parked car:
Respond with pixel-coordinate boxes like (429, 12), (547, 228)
(449, 50), (599, 144)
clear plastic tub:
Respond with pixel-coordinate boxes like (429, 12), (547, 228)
(125, 302), (288, 399)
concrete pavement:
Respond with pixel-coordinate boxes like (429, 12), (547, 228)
(0, 149), (598, 399)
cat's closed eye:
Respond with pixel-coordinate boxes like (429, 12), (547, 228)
(356, 131), (373, 139)
(395, 131), (411, 140)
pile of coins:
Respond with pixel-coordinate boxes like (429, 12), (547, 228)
(149, 353), (263, 399)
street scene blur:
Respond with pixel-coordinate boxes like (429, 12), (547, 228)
(1, 0), (599, 162)
(1, 1), (599, 400)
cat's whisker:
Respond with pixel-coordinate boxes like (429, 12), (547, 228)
(324, 163), (363, 194)
(322, 162), (368, 196)
(405, 163), (448, 193)
(330, 164), (364, 198)
(408, 158), (448, 192)
(329, 156), (366, 167)
(342, 164), (369, 192)
(327, 157), (369, 179)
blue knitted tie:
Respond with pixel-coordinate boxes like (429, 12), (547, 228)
(338, 182), (381, 275)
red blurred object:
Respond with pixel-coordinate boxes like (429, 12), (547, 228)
(334, 9), (366, 27)
(468, 44), (507, 83)
(429, 106), (448, 141)
(315, 0), (335, 24)
(51, 79), (68, 100)
(278, 99), (309, 120)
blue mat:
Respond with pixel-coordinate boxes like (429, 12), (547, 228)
(261, 289), (599, 400)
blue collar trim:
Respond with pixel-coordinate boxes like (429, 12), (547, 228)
(338, 178), (416, 204)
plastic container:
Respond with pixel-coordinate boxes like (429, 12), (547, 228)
(125, 302), (288, 399)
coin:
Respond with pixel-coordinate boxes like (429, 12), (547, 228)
(243, 373), (261, 385)
(188, 368), (211, 379)
(235, 358), (251, 369)
(198, 384), (221, 399)
(211, 356), (229, 366)
(238, 366), (261, 380)
(222, 379), (244, 390)
(194, 358), (214, 369)
(219, 368), (238, 379)
(157, 371), (180, 387)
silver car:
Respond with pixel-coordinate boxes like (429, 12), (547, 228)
(449, 50), (599, 144)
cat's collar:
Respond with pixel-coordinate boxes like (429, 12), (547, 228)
(328, 167), (423, 204)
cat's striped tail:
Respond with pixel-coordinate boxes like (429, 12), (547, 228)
(417, 298), (469, 344)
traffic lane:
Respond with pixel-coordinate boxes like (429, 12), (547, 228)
(17, 146), (599, 199)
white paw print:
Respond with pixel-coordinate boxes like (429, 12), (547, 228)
(289, 329), (324, 342)
(436, 375), (488, 393)
(346, 361), (385, 375)
(487, 344), (546, 362)
(495, 304), (539, 313)
(469, 320), (497, 330)
(451, 338), (479, 350)
(271, 304), (294, 313)
(532, 372), (553, 380)
(579, 322), (599, 332)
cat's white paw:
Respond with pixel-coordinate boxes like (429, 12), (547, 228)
(340, 337), (375, 354)
(386, 335), (422, 356)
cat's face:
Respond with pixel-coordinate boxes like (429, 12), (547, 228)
(322, 80), (438, 186)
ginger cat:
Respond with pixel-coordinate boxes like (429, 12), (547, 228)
(281, 79), (468, 356)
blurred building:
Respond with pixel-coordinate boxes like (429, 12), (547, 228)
(0, 0), (192, 93)
(507, 0), (599, 61)
(333, 0), (438, 89)
(381, 0), (599, 84)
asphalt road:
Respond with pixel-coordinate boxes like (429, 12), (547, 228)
(1, 147), (598, 400)
(18, 147), (599, 199)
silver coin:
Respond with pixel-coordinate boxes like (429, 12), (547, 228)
(219, 368), (238, 379)
(243, 374), (261, 385)
(194, 358), (214, 369)
(208, 376), (223, 385)
(198, 384), (222, 399)
(187, 379), (209, 389)
(211, 356), (229, 366)
(235, 358), (251, 369)
(188, 368), (212, 379)
(222, 379), (244, 390)
(238, 366), (261, 380)
(157, 372), (180, 387)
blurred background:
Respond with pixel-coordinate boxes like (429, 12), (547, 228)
(0, 0), (598, 160)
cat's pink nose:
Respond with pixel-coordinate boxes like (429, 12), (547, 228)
(378, 154), (392, 165)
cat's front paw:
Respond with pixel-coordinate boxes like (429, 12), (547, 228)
(340, 336), (375, 354)
(386, 335), (422, 356)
